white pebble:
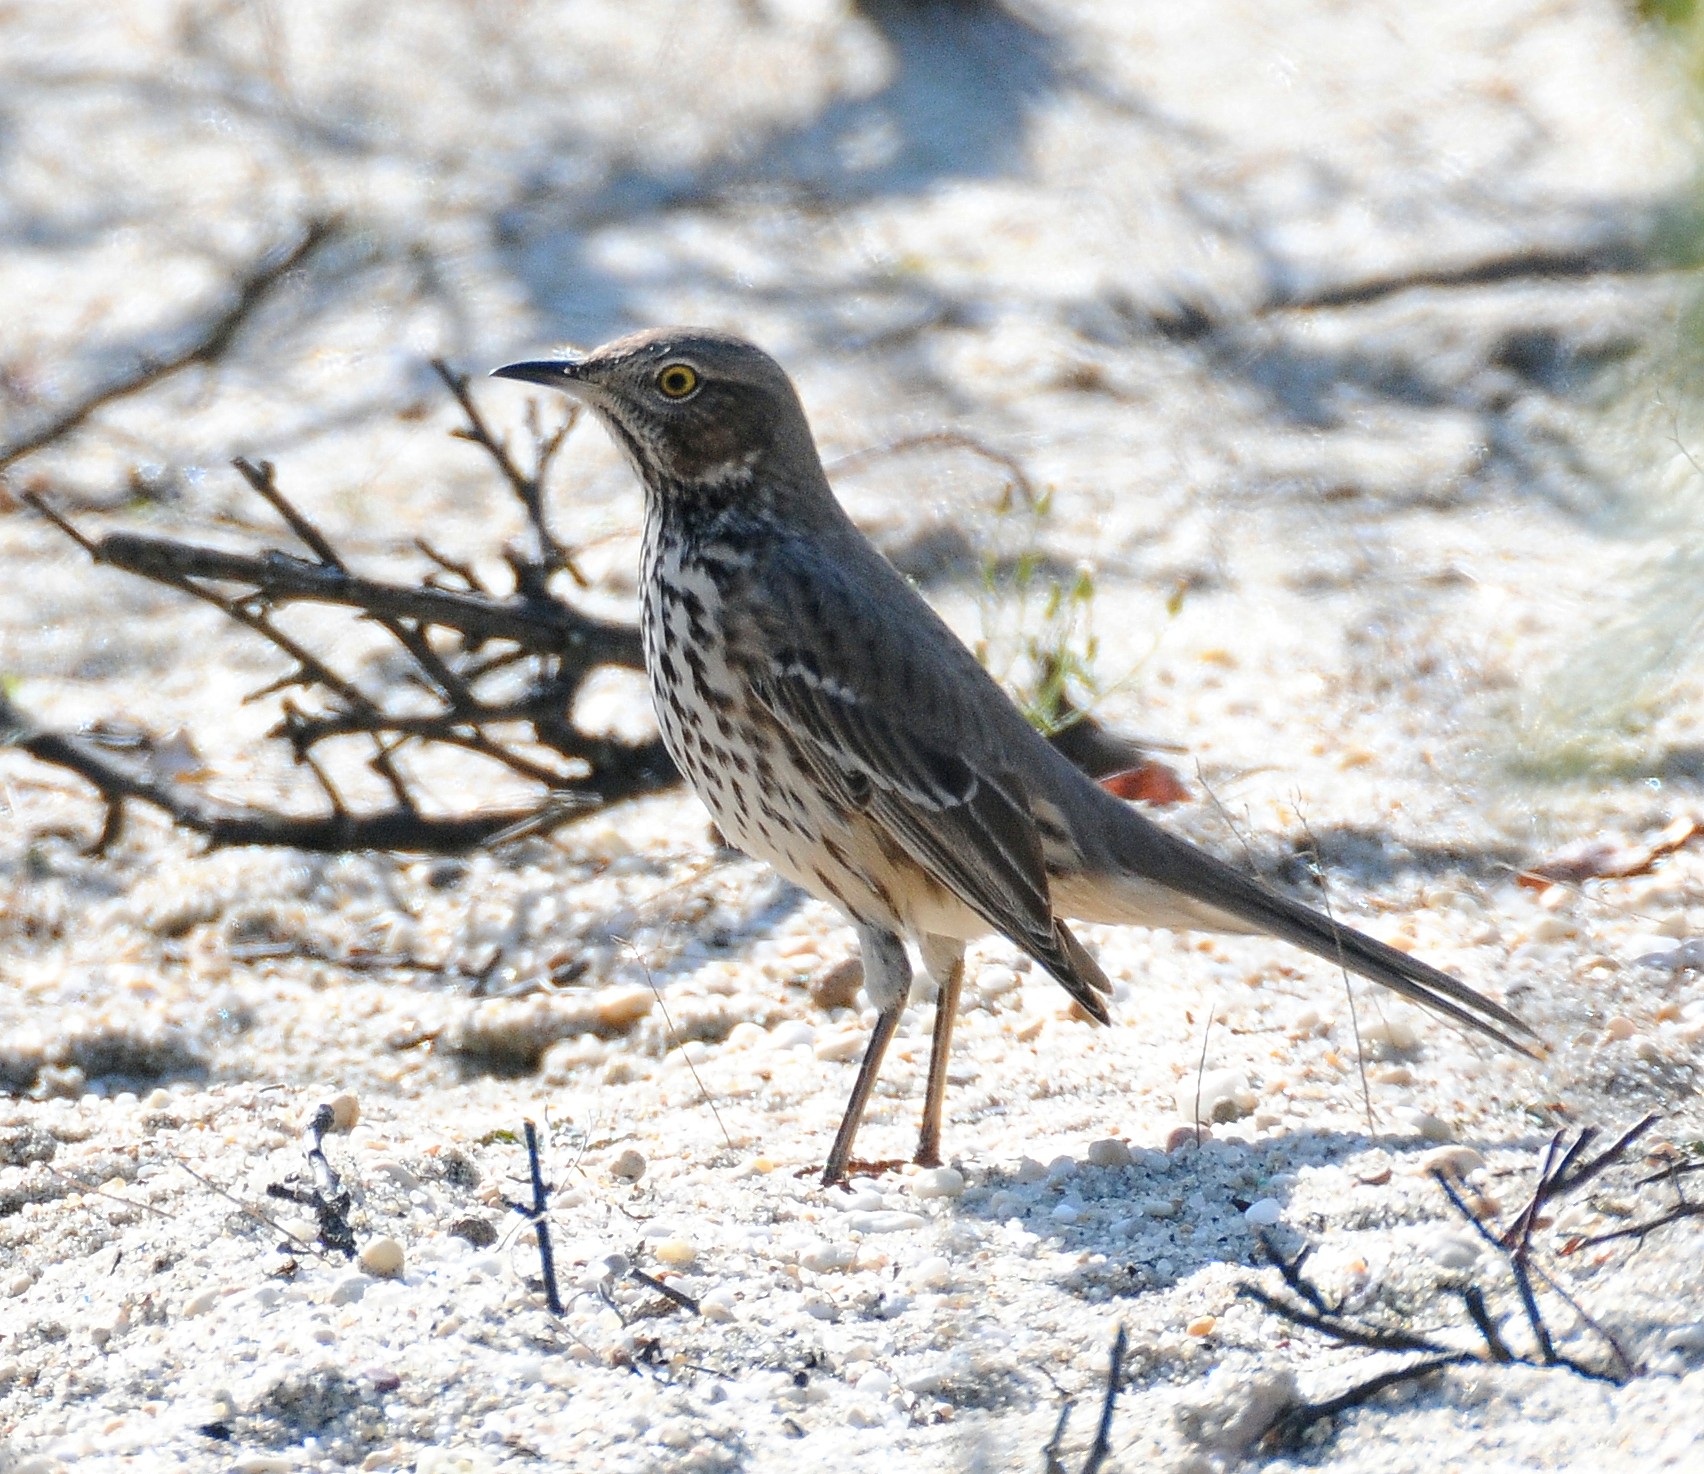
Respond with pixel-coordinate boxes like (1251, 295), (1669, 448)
(1421, 1146), (1484, 1178)
(1181, 1068), (1255, 1124)
(417, 1449), (499, 1474)
(799, 1240), (855, 1273)
(769, 1020), (815, 1049)
(1661, 1322), (1704, 1352)
(845, 1210), (926, 1235)
(1045, 1155), (1078, 1183)
(181, 1286), (222, 1318)
(855, 1368), (894, 1398)
(360, 1237), (405, 1277)
(1051, 1202), (1082, 1224)
(1428, 1232), (1481, 1270)
(814, 1030), (864, 1062)
(908, 1255), (953, 1289)
(329, 1274), (369, 1305)
(699, 1287), (738, 1322)
(1242, 1198), (1282, 1227)
(372, 1159), (420, 1191)
(1358, 1017), (1420, 1053)
(911, 1166), (966, 1199)
(1522, 914), (1577, 944)
(1395, 1108), (1453, 1143)
(653, 1238), (697, 1268)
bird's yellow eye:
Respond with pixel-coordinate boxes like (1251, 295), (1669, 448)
(656, 364), (699, 399)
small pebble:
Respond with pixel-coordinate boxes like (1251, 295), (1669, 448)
(1012, 1157), (1048, 1184)
(1422, 1146), (1484, 1179)
(360, 1237), (405, 1277)
(855, 1368), (894, 1398)
(769, 1019), (815, 1049)
(814, 1030), (864, 1062)
(800, 1240), (856, 1273)
(845, 1210), (926, 1234)
(449, 1216), (498, 1249)
(912, 1166), (966, 1199)
(1051, 1202), (1081, 1224)
(326, 1093), (360, 1133)
(1522, 914), (1578, 944)
(1087, 1138), (1133, 1169)
(909, 1255), (952, 1289)
(595, 985), (655, 1031)
(1166, 1125), (1209, 1154)
(1358, 1017), (1419, 1053)
(372, 1159), (420, 1191)
(1428, 1232), (1481, 1269)
(653, 1238), (697, 1268)
(1604, 1015), (1636, 1042)
(700, 1286), (738, 1322)
(1181, 1068), (1255, 1124)
(181, 1286), (222, 1318)
(1242, 1198), (1282, 1227)
(1186, 1315), (1216, 1337)
(610, 1149), (647, 1182)
(330, 1275), (368, 1306)
(810, 958), (864, 1011)
(416, 1449), (498, 1474)
(1396, 1108), (1453, 1143)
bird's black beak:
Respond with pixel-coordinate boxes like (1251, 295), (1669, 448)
(489, 357), (585, 390)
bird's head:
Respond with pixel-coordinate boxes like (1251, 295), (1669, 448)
(492, 328), (826, 509)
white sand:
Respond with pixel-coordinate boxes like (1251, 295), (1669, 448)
(3, 2), (1703, 1469)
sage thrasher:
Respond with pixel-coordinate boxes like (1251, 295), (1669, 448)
(494, 329), (1537, 1185)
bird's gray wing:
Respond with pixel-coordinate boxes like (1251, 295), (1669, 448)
(751, 649), (1112, 1014)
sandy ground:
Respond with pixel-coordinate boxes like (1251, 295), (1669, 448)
(3, 2), (1704, 1470)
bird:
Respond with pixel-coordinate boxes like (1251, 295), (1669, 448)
(493, 328), (1538, 1185)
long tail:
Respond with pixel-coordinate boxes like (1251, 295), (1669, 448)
(1104, 815), (1541, 1056)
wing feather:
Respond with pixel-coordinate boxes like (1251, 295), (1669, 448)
(753, 658), (1111, 1013)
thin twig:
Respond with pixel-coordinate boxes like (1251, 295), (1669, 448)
(505, 1119), (564, 1315)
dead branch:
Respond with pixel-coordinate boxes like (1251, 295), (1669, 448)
(0, 690), (591, 853)
(1241, 1117), (1688, 1450)
(25, 510), (640, 665)
(0, 219), (339, 475)
(13, 352), (678, 853)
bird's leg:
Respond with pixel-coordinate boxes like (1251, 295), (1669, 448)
(915, 935), (966, 1169)
(821, 926), (912, 1187)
